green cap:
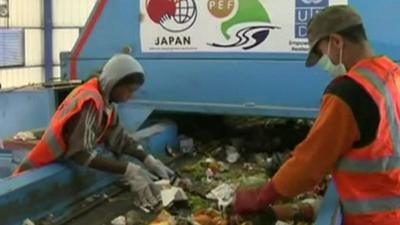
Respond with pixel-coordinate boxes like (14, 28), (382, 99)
(305, 5), (363, 67)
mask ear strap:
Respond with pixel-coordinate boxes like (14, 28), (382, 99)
(339, 45), (343, 64)
(327, 37), (331, 56)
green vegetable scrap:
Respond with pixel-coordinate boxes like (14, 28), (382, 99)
(188, 195), (210, 212)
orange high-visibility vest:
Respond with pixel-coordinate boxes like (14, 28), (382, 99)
(14, 78), (114, 175)
(334, 56), (400, 225)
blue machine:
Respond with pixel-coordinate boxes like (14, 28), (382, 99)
(0, 0), (399, 224)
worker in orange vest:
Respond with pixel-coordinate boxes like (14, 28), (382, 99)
(14, 54), (174, 210)
(232, 5), (400, 225)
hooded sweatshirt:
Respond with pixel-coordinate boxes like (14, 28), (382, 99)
(63, 54), (148, 162)
(99, 54), (144, 103)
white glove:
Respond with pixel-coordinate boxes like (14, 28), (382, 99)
(144, 155), (174, 179)
(123, 162), (161, 209)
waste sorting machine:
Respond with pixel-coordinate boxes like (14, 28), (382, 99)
(0, 0), (399, 224)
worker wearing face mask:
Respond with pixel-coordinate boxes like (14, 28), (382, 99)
(232, 5), (400, 225)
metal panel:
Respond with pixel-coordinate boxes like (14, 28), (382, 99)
(0, 163), (117, 225)
(25, 29), (43, 66)
(0, 67), (44, 88)
(8, 0), (42, 27)
(62, 57), (327, 118)
(118, 104), (155, 133)
(53, 29), (79, 64)
(350, 0), (400, 60)
(53, 0), (96, 27)
(0, 88), (54, 138)
(315, 182), (342, 225)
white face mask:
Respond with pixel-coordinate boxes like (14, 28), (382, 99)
(317, 38), (347, 78)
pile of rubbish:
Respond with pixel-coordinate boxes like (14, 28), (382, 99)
(111, 117), (329, 225)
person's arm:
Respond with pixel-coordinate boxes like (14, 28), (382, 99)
(70, 151), (127, 174)
(104, 110), (174, 179)
(272, 94), (360, 197)
(64, 101), (128, 175)
(234, 94), (360, 214)
(103, 109), (148, 161)
(65, 102), (161, 208)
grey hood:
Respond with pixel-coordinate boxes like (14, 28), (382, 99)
(99, 54), (144, 102)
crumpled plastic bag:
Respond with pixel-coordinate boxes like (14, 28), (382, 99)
(13, 131), (36, 141)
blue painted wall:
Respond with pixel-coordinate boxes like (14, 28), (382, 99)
(0, 89), (55, 138)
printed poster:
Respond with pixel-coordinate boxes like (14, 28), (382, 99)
(140, 0), (348, 53)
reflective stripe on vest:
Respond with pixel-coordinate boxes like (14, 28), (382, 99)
(338, 155), (400, 173)
(337, 67), (400, 173)
(342, 196), (400, 214)
(44, 128), (65, 158)
(60, 90), (104, 120)
(18, 157), (35, 171)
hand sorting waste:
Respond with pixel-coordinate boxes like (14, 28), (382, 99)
(144, 154), (175, 180)
(114, 117), (326, 225)
(123, 162), (161, 210)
